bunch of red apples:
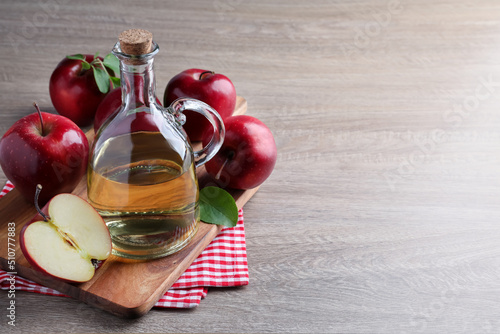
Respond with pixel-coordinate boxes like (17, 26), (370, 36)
(0, 53), (277, 283)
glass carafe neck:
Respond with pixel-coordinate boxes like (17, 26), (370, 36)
(112, 41), (159, 110)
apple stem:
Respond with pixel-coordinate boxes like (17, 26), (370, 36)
(33, 102), (46, 136)
(215, 151), (235, 180)
(199, 71), (214, 80)
(35, 184), (49, 222)
(94, 58), (109, 75)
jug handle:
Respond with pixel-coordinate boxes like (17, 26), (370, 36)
(169, 98), (225, 168)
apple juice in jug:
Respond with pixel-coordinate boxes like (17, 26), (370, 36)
(87, 29), (224, 259)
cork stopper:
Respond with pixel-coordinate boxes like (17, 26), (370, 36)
(119, 29), (153, 55)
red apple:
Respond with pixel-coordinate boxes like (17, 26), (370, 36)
(50, 54), (118, 127)
(0, 104), (89, 204)
(20, 188), (112, 283)
(203, 115), (277, 189)
(94, 87), (121, 133)
(164, 68), (236, 141)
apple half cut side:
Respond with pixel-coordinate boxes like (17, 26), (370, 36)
(20, 193), (112, 283)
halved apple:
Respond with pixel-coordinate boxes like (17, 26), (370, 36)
(20, 193), (112, 283)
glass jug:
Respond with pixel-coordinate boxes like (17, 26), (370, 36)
(87, 30), (224, 260)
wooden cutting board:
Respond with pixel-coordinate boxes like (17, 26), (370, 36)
(0, 97), (258, 318)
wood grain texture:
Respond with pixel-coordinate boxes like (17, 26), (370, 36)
(1, 0), (500, 332)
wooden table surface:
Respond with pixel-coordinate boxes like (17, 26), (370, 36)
(2, 0), (500, 332)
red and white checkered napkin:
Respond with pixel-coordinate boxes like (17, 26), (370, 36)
(0, 181), (248, 308)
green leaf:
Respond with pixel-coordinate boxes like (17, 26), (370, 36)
(92, 66), (110, 94)
(103, 53), (120, 77)
(110, 76), (121, 89)
(94, 51), (100, 59)
(67, 54), (85, 60)
(81, 61), (91, 70)
(199, 187), (238, 227)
